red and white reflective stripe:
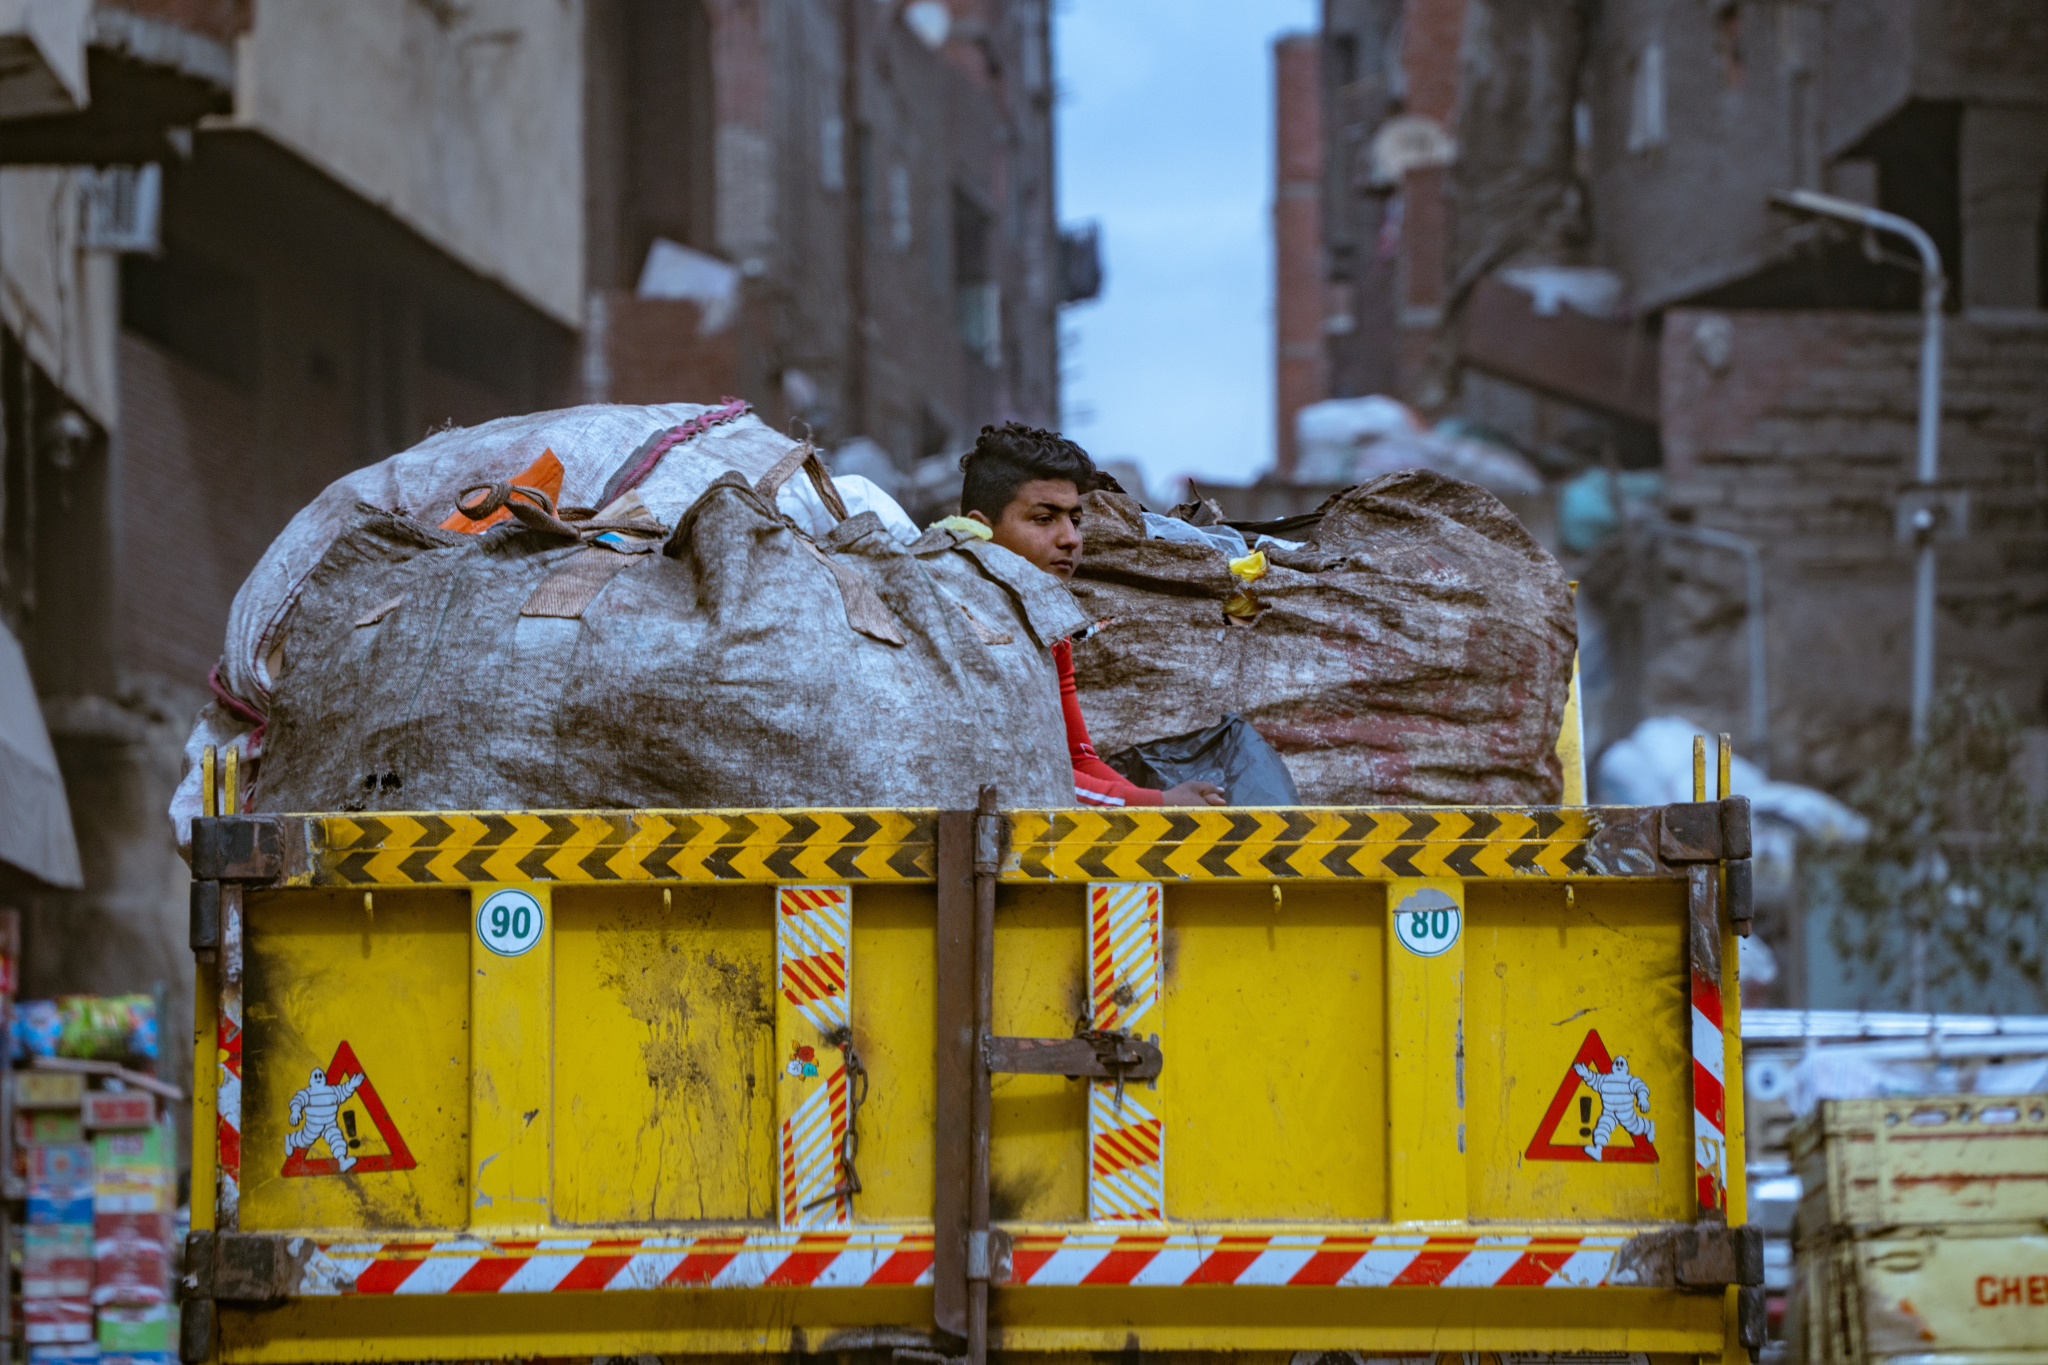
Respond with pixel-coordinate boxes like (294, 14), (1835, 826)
(1090, 883), (1160, 1030)
(307, 1231), (935, 1296)
(1089, 1088), (1163, 1222)
(1691, 965), (1727, 1213)
(782, 1066), (851, 1229)
(216, 896), (244, 1228)
(1088, 882), (1164, 1221)
(301, 1229), (1629, 1294)
(778, 886), (850, 1034)
(1005, 1231), (1628, 1287)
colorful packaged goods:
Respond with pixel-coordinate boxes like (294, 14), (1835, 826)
(15, 999), (62, 1058)
(97, 1305), (173, 1353)
(22, 1291), (94, 1344)
(23, 1223), (93, 1298)
(56, 995), (156, 1061)
(29, 1143), (94, 1224)
(92, 1127), (174, 1310)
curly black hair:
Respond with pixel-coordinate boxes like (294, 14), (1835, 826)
(957, 421), (1097, 520)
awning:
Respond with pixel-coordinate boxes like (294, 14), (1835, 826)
(0, 620), (82, 888)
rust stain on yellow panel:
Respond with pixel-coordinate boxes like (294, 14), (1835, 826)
(1463, 879), (1692, 1223)
(1165, 882), (1387, 1221)
(238, 889), (469, 1233)
(551, 885), (776, 1223)
(846, 884), (936, 1221)
(192, 957), (219, 1233)
(989, 884), (1089, 1223)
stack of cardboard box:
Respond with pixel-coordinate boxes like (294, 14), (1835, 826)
(20, 1076), (95, 1363)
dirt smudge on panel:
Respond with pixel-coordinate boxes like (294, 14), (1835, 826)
(594, 891), (773, 1221)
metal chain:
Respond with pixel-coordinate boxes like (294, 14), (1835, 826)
(802, 1026), (868, 1212)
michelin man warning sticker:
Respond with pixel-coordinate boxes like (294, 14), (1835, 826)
(280, 1040), (417, 1177)
(1524, 1029), (1659, 1164)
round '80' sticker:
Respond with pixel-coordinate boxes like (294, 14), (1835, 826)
(477, 888), (545, 957)
(1392, 886), (1461, 957)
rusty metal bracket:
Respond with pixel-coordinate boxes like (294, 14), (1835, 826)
(190, 816), (290, 883)
(189, 879), (222, 956)
(1659, 797), (1751, 862)
(983, 1033), (1163, 1082)
(1662, 797), (1755, 937)
(180, 1230), (316, 1303)
(177, 1299), (214, 1364)
(1739, 1282), (1766, 1358)
(1609, 1222), (1763, 1289)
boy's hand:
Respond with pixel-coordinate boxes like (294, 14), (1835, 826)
(1161, 781), (1227, 807)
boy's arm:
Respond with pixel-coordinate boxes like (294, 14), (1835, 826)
(1055, 639), (1162, 808)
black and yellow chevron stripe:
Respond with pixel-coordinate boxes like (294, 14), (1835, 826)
(300, 807), (1608, 886)
(309, 811), (936, 886)
(1002, 808), (1597, 881)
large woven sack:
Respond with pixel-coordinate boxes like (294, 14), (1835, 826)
(254, 454), (1084, 814)
(173, 402), (919, 837)
(1067, 470), (1576, 805)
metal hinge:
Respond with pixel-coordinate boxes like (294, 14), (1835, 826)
(967, 1229), (990, 1281)
(962, 1227), (1009, 1284)
(190, 816), (290, 883)
(972, 812), (1003, 875)
(1609, 1222), (1763, 1289)
(1659, 797), (1756, 937)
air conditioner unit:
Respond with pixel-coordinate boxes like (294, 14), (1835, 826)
(78, 164), (161, 254)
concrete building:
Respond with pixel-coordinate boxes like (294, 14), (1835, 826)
(1278, 0), (2048, 1009)
(1, 0), (1075, 1104)
(1279, 0), (2047, 770)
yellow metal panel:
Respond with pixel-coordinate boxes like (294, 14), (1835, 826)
(192, 956), (219, 1233)
(1721, 913), (1748, 1365)
(550, 885), (776, 1223)
(846, 884), (936, 1221)
(990, 884), (1089, 1223)
(218, 1288), (1729, 1362)
(238, 889), (468, 1232)
(1386, 877), (1467, 1221)
(1463, 879), (1693, 1223)
(984, 1286), (1730, 1353)
(218, 1287), (936, 1362)
(1164, 882), (1387, 1221)
(469, 883), (551, 1229)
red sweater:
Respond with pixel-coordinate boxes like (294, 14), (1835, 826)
(1054, 638), (1161, 807)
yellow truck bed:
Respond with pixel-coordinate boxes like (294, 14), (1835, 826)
(180, 794), (1761, 1364)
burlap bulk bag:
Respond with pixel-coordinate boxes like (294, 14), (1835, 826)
(1067, 469), (1576, 806)
(253, 456), (1083, 814)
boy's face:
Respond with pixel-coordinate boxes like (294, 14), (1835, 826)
(969, 479), (1084, 580)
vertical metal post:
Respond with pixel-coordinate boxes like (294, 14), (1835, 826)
(1909, 254), (1945, 747)
(1770, 188), (1946, 746)
(931, 810), (975, 1341)
(967, 786), (1000, 1365)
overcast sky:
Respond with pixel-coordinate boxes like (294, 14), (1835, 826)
(1052, 0), (1318, 502)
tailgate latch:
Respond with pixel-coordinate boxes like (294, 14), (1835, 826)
(982, 1028), (1163, 1106)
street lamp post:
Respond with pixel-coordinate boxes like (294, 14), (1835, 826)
(1769, 189), (1955, 747)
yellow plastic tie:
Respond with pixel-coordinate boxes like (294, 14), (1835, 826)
(933, 515), (992, 541)
(1228, 549), (1268, 582)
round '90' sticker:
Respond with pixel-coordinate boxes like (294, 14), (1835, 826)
(477, 888), (545, 957)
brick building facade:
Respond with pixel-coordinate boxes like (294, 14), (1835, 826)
(1, 0), (1071, 1099)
